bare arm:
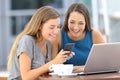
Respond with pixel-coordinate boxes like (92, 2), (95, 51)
(19, 50), (70, 80)
(19, 52), (47, 80)
(92, 29), (106, 44)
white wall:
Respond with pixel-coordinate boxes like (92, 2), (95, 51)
(0, 0), (11, 67)
(94, 0), (120, 42)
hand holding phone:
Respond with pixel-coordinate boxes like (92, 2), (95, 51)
(63, 43), (75, 56)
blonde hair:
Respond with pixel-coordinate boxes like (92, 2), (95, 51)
(7, 6), (60, 71)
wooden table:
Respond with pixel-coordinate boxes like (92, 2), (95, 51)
(38, 72), (120, 80)
(0, 77), (7, 80)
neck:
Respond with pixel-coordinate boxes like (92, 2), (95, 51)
(37, 37), (46, 46)
(37, 38), (47, 57)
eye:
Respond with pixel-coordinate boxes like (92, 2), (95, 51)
(50, 26), (54, 29)
(57, 25), (60, 29)
(79, 22), (84, 25)
(70, 21), (75, 24)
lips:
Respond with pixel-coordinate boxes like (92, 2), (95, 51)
(50, 34), (56, 40)
(72, 30), (80, 34)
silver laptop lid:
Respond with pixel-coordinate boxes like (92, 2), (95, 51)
(83, 42), (120, 74)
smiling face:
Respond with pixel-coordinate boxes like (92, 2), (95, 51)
(41, 18), (60, 41)
(68, 11), (86, 40)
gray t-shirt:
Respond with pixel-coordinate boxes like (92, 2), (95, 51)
(8, 35), (51, 80)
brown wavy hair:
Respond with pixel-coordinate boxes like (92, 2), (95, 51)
(62, 3), (92, 32)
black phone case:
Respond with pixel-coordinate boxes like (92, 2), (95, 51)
(63, 43), (75, 55)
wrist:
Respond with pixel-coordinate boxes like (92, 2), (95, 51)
(51, 58), (62, 64)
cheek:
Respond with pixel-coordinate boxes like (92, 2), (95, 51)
(83, 23), (86, 28)
(41, 31), (45, 37)
(82, 25), (86, 30)
(68, 24), (73, 30)
(79, 24), (85, 30)
(41, 28), (50, 37)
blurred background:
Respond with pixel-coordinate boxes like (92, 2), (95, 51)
(0, 0), (120, 69)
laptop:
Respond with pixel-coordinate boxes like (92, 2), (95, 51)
(76, 42), (120, 75)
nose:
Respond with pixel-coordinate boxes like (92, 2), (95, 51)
(73, 24), (79, 30)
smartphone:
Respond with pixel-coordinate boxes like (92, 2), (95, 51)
(63, 43), (75, 55)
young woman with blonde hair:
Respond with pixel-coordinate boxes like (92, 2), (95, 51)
(8, 6), (73, 80)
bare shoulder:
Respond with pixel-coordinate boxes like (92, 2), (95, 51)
(92, 29), (106, 44)
(92, 29), (102, 37)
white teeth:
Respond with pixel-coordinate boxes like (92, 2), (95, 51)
(73, 30), (79, 33)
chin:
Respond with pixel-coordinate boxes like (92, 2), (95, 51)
(74, 31), (82, 36)
(72, 34), (80, 38)
(48, 38), (55, 42)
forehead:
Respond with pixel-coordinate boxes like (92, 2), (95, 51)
(69, 11), (85, 21)
(44, 18), (60, 24)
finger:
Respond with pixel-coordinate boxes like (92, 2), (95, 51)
(63, 51), (71, 55)
(58, 49), (64, 55)
(66, 56), (72, 60)
(63, 54), (68, 58)
(69, 52), (75, 57)
(60, 49), (63, 53)
(71, 52), (75, 55)
(64, 55), (72, 60)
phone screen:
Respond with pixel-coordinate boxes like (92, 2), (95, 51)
(63, 43), (75, 55)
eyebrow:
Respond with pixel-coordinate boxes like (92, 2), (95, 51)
(70, 19), (85, 22)
(50, 24), (60, 26)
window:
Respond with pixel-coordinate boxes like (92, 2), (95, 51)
(11, 0), (63, 10)
(10, 0), (63, 36)
(11, 16), (31, 35)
